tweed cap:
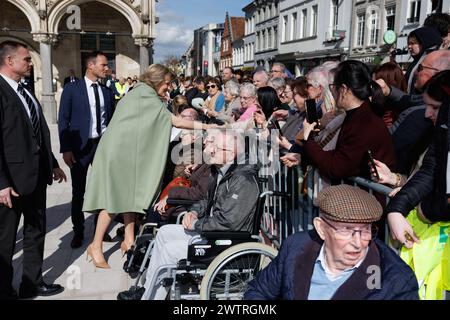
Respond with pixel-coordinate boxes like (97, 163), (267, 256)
(317, 185), (382, 223)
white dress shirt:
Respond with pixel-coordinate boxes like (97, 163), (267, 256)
(84, 76), (106, 139)
(0, 73), (40, 121)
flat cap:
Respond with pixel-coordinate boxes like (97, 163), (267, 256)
(317, 185), (382, 223)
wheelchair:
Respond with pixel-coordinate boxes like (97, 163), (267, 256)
(123, 190), (288, 300)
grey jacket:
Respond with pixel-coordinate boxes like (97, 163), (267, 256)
(193, 164), (260, 233)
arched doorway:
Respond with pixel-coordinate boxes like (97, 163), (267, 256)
(53, 1), (139, 95)
(0, 2), (42, 97)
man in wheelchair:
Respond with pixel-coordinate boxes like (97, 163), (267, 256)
(140, 129), (260, 300)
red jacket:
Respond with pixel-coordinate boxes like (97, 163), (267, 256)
(304, 101), (396, 181)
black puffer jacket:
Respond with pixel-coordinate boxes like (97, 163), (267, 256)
(192, 164), (260, 233)
(386, 101), (449, 222)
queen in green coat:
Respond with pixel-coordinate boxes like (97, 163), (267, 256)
(83, 64), (210, 268)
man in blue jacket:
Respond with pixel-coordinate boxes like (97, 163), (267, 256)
(245, 185), (419, 300)
(58, 51), (114, 248)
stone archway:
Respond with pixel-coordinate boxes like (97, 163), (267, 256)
(5, 0), (41, 34)
(48, 0), (144, 37)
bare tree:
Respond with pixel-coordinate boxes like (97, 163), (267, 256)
(162, 54), (182, 75)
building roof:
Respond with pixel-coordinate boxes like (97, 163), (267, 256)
(229, 16), (245, 42)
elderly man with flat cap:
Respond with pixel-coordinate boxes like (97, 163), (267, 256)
(245, 185), (419, 300)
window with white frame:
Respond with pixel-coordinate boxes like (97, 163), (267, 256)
(408, 0), (421, 23)
(431, 0), (441, 12)
(386, 5), (396, 31)
(267, 5), (271, 19)
(290, 12), (298, 40)
(262, 30), (266, 50)
(282, 15), (288, 42)
(368, 9), (379, 45)
(301, 9), (307, 38)
(311, 5), (318, 36)
(268, 28), (272, 48)
(356, 13), (365, 47)
(273, 28), (278, 48)
(331, 0), (339, 31)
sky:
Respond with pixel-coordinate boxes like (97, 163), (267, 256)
(153, 0), (245, 63)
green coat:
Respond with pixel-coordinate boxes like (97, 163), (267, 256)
(83, 82), (172, 215)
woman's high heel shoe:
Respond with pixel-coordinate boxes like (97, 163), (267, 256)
(120, 241), (132, 257)
(86, 244), (110, 269)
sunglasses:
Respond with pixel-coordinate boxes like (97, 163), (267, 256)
(206, 84), (217, 89)
(417, 64), (439, 73)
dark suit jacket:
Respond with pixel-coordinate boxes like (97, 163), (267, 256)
(63, 76), (79, 87)
(0, 76), (58, 196)
(58, 78), (114, 165)
(303, 101), (396, 181)
(245, 230), (419, 300)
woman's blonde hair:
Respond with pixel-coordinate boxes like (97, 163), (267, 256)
(140, 64), (171, 90)
(172, 95), (188, 116)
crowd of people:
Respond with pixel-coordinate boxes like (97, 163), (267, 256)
(0, 12), (449, 301)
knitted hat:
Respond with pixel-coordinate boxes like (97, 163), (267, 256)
(317, 185), (382, 223)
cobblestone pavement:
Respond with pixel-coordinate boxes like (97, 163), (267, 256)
(12, 124), (133, 300)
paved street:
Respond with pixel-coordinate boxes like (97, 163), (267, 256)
(12, 124), (133, 300)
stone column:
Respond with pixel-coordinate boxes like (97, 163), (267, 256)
(34, 34), (57, 124)
(135, 37), (153, 74)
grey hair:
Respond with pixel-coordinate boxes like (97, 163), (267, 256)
(240, 82), (257, 97)
(253, 70), (270, 82)
(268, 77), (286, 91)
(225, 79), (240, 97)
(307, 63), (337, 89)
(272, 62), (286, 72)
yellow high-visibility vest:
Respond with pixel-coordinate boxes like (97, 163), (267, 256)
(115, 82), (127, 100)
(400, 208), (450, 300)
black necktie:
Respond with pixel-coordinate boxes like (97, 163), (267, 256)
(92, 83), (102, 136)
(17, 84), (41, 146)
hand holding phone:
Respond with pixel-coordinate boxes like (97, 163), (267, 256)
(305, 99), (319, 125)
(367, 150), (380, 181)
(270, 119), (283, 137)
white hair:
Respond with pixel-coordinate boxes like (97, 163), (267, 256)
(225, 79), (240, 97)
(240, 82), (257, 97)
(307, 62), (338, 89)
(253, 70), (269, 82)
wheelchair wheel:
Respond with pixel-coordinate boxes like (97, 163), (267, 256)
(199, 242), (277, 300)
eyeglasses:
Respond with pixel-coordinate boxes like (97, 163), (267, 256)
(270, 69), (283, 74)
(206, 84), (217, 89)
(240, 96), (252, 100)
(417, 64), (440, 73)
(321, 218), (377, 241)
(208, 144), (234, 152)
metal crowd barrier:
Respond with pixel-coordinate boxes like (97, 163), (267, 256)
(258, 160), (394, 249)
(258, 160), (450, 300)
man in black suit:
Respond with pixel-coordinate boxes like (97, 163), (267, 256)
(0, 41), (67, 299)
(58, 51), (114, 248)
(63, 69), (78, 87)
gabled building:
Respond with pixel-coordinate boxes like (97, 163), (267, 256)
(220, 12), (245, 71)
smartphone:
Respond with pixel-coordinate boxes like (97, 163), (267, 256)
(367, 150), (380, 181)
(270, 119), (284, 137)
(305, 99), (319, 124)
